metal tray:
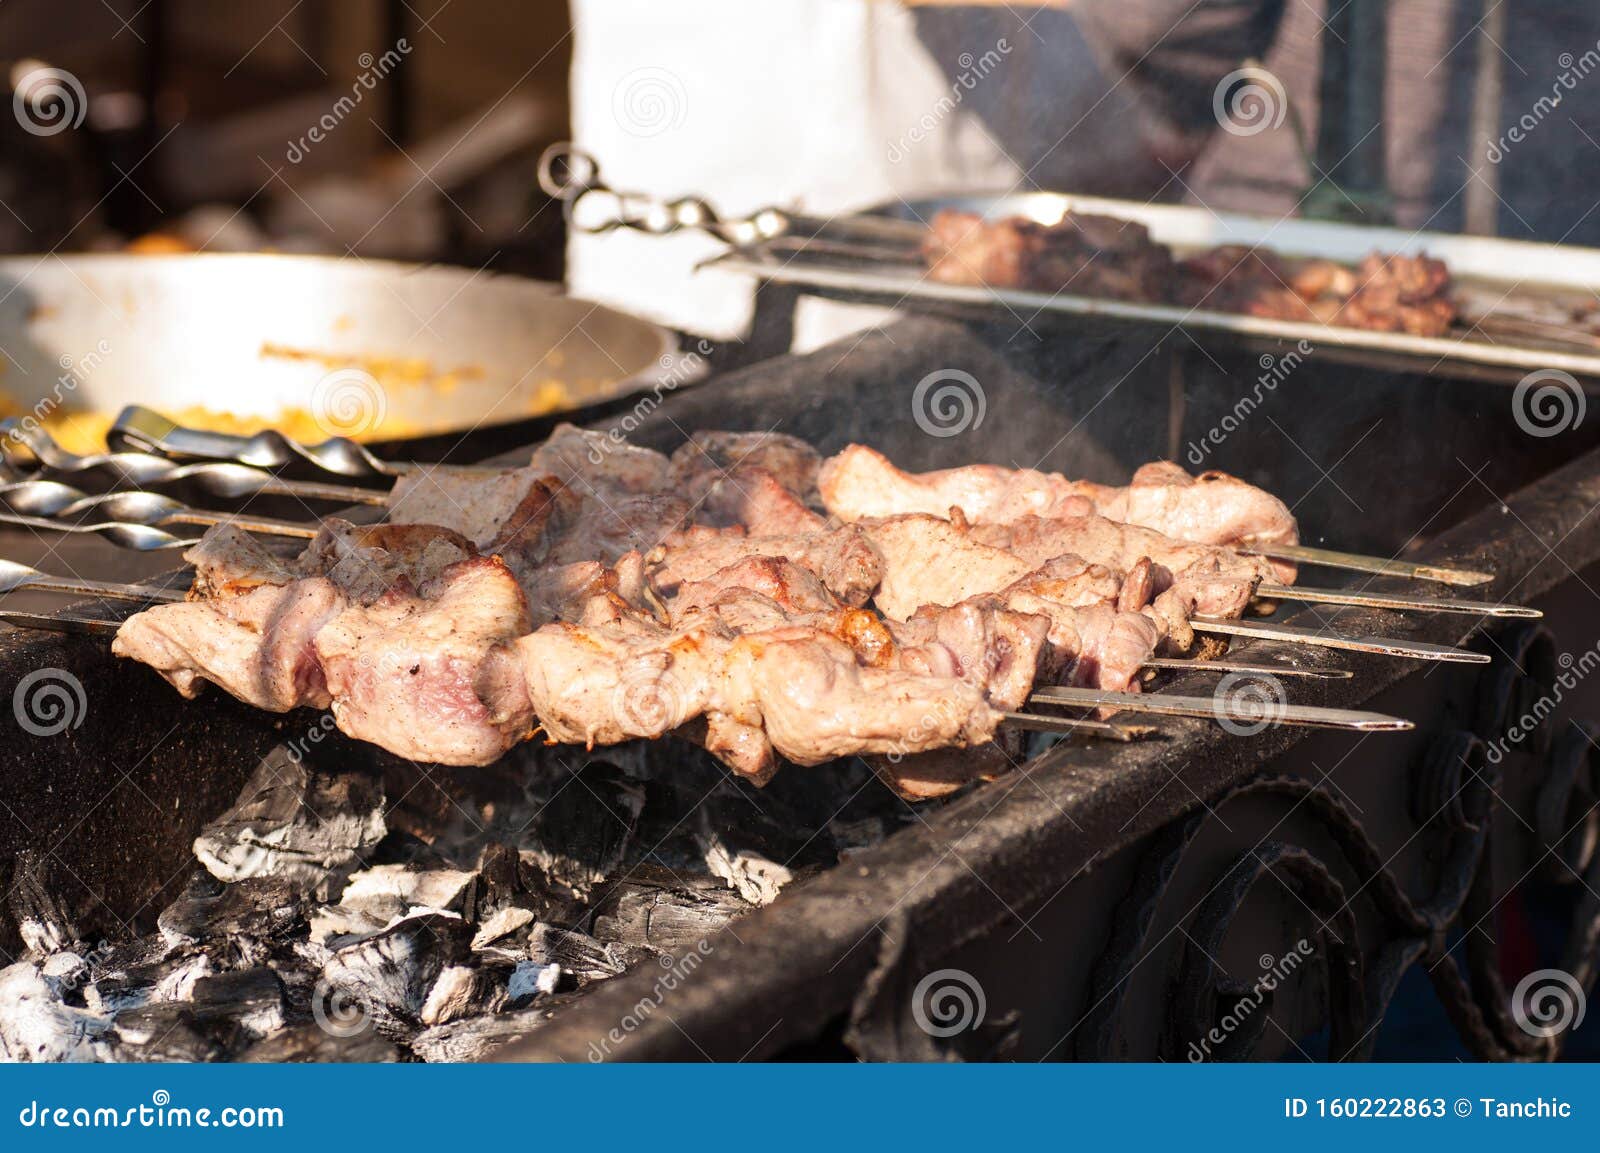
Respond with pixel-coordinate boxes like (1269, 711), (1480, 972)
(709, 191), (1600, 384)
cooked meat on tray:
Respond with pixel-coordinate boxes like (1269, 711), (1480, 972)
(922, 208), (1459, 337)
(111, 427), (1322, 787)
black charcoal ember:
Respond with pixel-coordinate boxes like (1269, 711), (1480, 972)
(7, 850), (79, 958)
(694, 793), (832, 906)
(106, 1003), (224, 1063)
(591, 865), (751, 953)
(462, 842), (521, 923)
(187, 968), (286, 1042)
(319, 913), (470, 1034)
(237, 1023), (400, 1063)
(193, 747), (386, 897)
(0, 962), (111, 1062)
(85, 949), (214, 1015)
(409, 994), (586, 1063)
(157, 875), (306, 950)
(519, 760), (643, 896)
(419, 965), (508, 1027)
(525, 923), (628, 984)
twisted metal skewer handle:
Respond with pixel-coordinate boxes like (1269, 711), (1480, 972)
(0, 422), (387, 505)
(0, 480), (320, 546)
(108, 406), (503, 485)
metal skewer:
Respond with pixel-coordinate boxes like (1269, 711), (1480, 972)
(1238, 542), (1493, 588)
(0, 560), (184, 603)
(1192, 616), (1490, 664)
(1001, 712), (1155, 740)
(1255, 582), (1538, 619)
(1140, 657), (1351, 680)
(0, 609), (122, 636)
(0, 487), (317, 541)
(1028, 686), (1413, 733)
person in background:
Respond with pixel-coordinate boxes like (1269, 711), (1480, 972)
(566, 0), (1600, 346)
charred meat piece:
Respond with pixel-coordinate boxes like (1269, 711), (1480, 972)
(668, 430), (823, 502)
(1335, 252), (1456, 337)
(924, 209), (1174, 302)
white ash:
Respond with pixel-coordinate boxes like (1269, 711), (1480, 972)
(338, 864), (477, 922)
(420, 965), (507, 1027)
(0, 963), (111, 1062)
(507, 961), (564, 1005)
(470, 906), (535, 951)
(319, 913), (471, 1036)
(698, 833), (794, 907)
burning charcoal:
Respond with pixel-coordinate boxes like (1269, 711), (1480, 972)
(462, 842), (521, 922)
(0, 962), (111, 1062)
(192, 746), (386, 898)
(338, 864), (477, 923)
(107, 1003), (224, 1063)
(84, 950), (214, 1015)
(420, 965), (508, 1027)
(237, 1023), (400, 1063)
(525, 923), (628, 984)
(591, 864), (751, 953)
(187, 968), (287, 1043)
(519, 760), (644, 896)
(319, 913), (470, 1036)
(157, 874), (306, 950)
(7, 850), (78, 958)
(409, 994), (586, 1063)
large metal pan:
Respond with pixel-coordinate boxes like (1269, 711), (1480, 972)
(0, 253), (685, 444)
